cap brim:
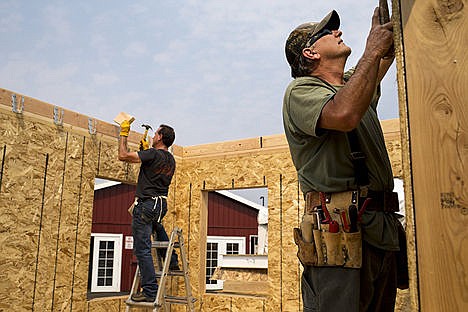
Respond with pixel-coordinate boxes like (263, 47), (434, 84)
(312, 10), (340, 36)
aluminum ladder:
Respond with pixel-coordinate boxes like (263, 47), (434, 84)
(125, 227), (196, 311)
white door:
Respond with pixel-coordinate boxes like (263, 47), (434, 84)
(206, 236), (245, 290)
(91, 233), (122, 292)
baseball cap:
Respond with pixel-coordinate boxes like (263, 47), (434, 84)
(285, 10), (340, 67)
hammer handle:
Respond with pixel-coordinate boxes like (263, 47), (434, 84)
(379, 0), (390, 24)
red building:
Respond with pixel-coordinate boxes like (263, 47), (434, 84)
(205, 190), (266, 290)
(89, 183), (265, 294)
(89, 181), (136, 294)
(207, 190), (260, 254)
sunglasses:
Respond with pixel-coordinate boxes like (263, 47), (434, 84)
(304, 28), (333, 48)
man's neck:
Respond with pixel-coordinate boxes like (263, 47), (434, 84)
(311, 59), (346, 85)
(153, 142), (168, 151)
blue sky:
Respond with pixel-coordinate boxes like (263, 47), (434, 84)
(1, 0), (398, 147)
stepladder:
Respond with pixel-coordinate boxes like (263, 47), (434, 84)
(125, 227), (196, 312)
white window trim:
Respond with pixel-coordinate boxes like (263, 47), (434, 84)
(206, 236), (245, 290)
(90, 233), (123, 293)
(249, 234), (259, 254)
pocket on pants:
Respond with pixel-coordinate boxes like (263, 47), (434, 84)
(301, 271), (318, 311)
(134, 202), (156, 224)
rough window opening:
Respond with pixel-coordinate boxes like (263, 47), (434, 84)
(205, 187), (268, 296)
(87, 178), (136, 299)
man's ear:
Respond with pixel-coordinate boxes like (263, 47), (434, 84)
(302, 48), (320, 60)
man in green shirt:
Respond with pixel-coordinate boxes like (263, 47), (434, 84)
(283, 8), (402, 312)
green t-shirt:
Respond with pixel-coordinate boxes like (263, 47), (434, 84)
(282, 70), (399, 250)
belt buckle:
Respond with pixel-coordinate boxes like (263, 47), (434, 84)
(359, 186), (369, 198)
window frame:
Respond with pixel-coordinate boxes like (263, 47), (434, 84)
(206, 236), (245, 290)
(90, 233), (123, 293)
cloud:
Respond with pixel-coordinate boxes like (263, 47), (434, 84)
(41, 5), (73, 45)
(90, 33), (113, 66)
(0, 10), (22, 33)
(128, 3), (149, 15)
(123, 41), (149, 58)
(92, 73), (120, 85)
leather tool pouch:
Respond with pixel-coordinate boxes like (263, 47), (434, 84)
(127, 197), (138, 216)
(294, 228), (317, 266)
(294, 190), (362, 268)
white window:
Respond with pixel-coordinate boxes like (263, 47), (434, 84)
(90, 233), (122, 292)
(206, 236), (245, 290)
(249, 235), (258, 254)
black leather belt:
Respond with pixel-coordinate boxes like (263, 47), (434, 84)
(359, 190), (399, 212)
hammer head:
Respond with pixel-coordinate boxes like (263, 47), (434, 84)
(141, 124), (153, 131)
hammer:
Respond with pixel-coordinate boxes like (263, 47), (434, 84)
(141, 124), (153, 141)
(141, 125), (153, 135)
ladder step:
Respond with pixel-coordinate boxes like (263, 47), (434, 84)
(152, 241), (180, 248)
(125, 299), (155, 308)
(127, 227), (194, 311)
(156, 270), (185, 277)
(164, 295), (197, 305)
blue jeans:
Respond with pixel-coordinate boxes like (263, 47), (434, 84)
(132, 198), (168, 298)
(153, 221), (179, 266)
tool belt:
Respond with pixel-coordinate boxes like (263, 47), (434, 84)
(359, 190), (399, 212)
(294, 190), (362, 268)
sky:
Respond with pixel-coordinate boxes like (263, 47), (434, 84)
(1, 0), (398, 147)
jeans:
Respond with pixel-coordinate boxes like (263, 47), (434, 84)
(153, 220), (178, 266)
(132, 198), (173, 298)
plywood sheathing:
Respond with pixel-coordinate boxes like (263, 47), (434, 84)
(212, 268), (268, 281)
(0, 86), (406, 312)
(395, 0), (468, 311)
(0, 120), (48, 311)
(0, 89), (141, 312)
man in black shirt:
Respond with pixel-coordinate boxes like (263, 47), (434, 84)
(119, 121), (178, 302)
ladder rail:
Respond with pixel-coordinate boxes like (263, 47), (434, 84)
(176, 229), (195, 310)
(154, 229), (178, 311)
(125, 227), (196, 312)
(125, 264), (141, 312)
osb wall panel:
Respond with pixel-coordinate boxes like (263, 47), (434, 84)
(0, 97), (140, 312)
(0, 132), (47, 310)
(33, 130), (67, 311)
(71, 137), (98, 311)
(173, 147), (307, 312)
(96, 136), (139, 182)
(0, 86), (407, 312)
(200, 293), (266, 312)
(51, 133), (90, 311)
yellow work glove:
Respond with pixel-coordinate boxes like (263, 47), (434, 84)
(139, 138), (150, 151)
(119, 120), (132, 137)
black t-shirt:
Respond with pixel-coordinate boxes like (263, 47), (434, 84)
(135, 148), (175, 199)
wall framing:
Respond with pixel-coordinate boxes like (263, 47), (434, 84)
(0, 87), (410, 311)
